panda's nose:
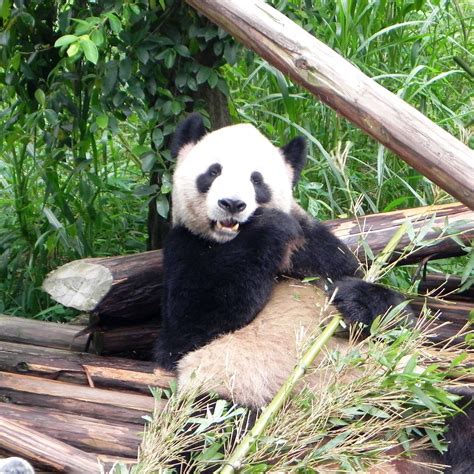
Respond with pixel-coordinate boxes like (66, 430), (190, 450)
(218, 199), (247, 214)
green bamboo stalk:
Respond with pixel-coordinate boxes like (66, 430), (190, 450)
(220, 222), (410, 473)
(220, 315), (342, 474)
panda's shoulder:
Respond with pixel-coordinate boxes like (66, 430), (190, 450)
(164, 225), (205, 256)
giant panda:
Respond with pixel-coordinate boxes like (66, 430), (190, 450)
(154, 114), (473, 472)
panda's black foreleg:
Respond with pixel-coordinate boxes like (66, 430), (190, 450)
(288, 215), (411, 329)
(442, 399), (474, 473)
(288, 216), (361, 281)
(155, 208), (303, 368)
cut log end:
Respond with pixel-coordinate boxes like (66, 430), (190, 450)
(43, 261), (113, 312)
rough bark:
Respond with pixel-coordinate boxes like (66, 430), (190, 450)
(185, 0), (474, 208)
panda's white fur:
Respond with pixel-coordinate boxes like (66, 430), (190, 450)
(177, 278), (357, 408)
(172, 123), (296, 243)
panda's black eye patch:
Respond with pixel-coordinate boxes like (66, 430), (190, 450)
(251, 171), (272, 204)
(196, 163), (222, 194)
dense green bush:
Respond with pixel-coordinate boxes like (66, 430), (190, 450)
(0, 0), (472, 318)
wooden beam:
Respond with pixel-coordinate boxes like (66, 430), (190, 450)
(42, 203), (473, 320)
(185, 0), (474, 208)
(0, 417), (101, 474)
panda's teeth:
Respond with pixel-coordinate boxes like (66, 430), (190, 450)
(215, 220), (239, 232)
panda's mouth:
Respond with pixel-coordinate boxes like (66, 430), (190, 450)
(213, 219), (240, 233)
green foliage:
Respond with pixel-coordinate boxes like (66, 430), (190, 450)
(0, 0), (235, 318)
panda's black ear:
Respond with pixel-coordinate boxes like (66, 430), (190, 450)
(281, 136), (307, 185)
(171, 113), (207, 158)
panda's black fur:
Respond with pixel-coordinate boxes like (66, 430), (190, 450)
(155, 207), (303, 370)
(154, 114), (473, 472)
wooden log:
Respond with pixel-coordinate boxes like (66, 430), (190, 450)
(418, 274), (474, 302)
(42, 250), (163, 319)
(0, 417), (101, 473)
(42, 203), (473, 320)
(325, 203), (474, 265)
(0, 341), (173, 392)
(185, 0), (474, 208)
(0, 372), (157, 424)
(412, 297), (474, 345)
(412, 298), (474, 328)
(0, 403), (140, 457)
(0, 315), (89, 351)
(92, 322), (160, 354)
(0, 315), (160, 355)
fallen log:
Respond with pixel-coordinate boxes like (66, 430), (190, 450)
(0, 341), (173, 392)
(412, 298), (474, 328)
(418, 274), (474, 302)
(185, 0), (474, 209)
(0, 403), (140, 457)
(0, 315), (159, 355)
(43, 251), (163, 320)
(0, 315), (89, 351)
(0, 372), (157, 424)
(43, 203), (473, 321)
(92, 322), (160, 354)
(0, 417), (101, 473)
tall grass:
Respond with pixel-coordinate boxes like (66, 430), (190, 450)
(226, 0), (473, 218)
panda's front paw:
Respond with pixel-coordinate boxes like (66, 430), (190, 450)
(331, 277), (409, 330)
(250, 207), (303, 241)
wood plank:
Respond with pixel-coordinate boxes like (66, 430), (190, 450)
(185, 0), (474, 208)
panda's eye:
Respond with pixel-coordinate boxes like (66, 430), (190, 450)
(208, 164), (222, 177)
(251, 171), (263, 185)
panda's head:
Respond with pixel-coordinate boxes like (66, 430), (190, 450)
(170, 114), (306, 243)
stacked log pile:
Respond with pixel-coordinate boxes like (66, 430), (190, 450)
(0, 202), (472, 471)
